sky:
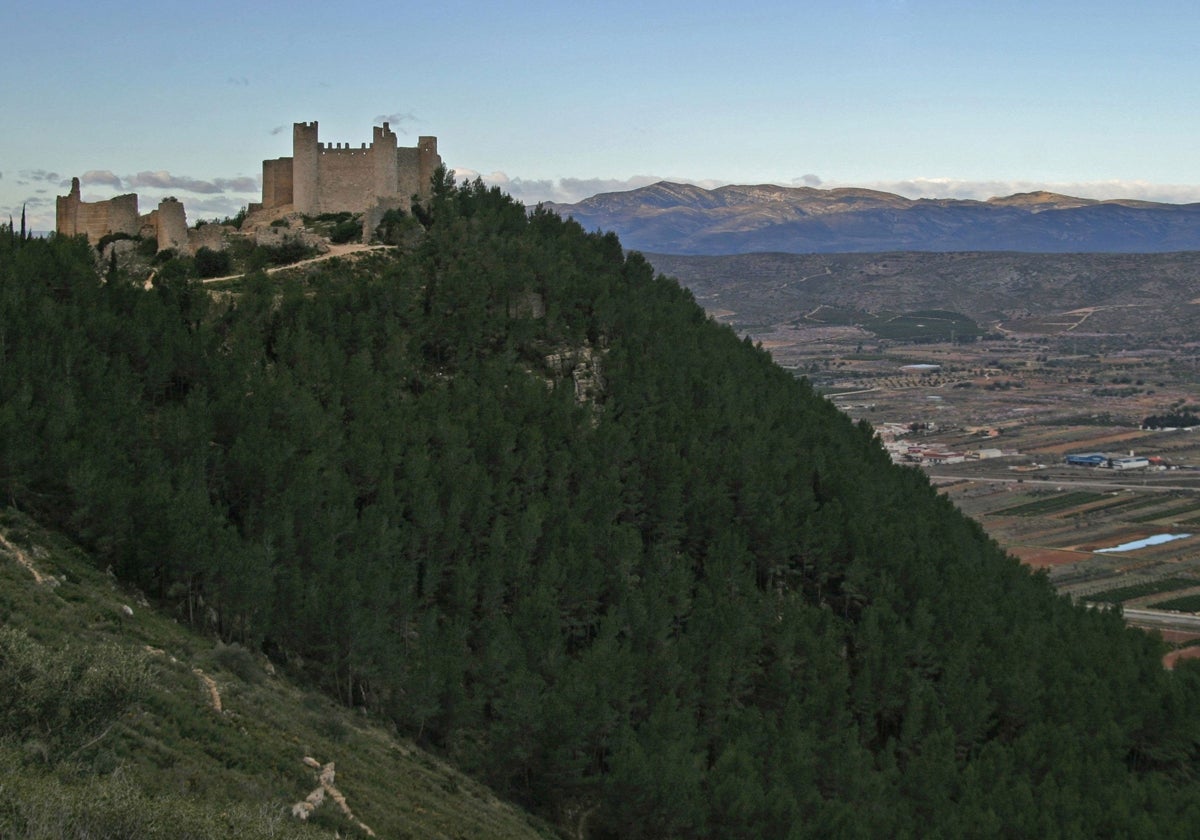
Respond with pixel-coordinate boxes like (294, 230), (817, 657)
(5, 0), (1200, 231)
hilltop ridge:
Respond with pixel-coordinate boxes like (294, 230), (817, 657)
(544, 181), (1200, 254)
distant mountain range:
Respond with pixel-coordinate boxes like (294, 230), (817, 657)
(543, 182), (1200, 254)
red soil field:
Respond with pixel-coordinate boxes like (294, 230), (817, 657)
(1163, 647), (1200, 670)
(1010, 547), (1087, 568)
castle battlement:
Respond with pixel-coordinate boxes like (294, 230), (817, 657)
(260, 120), (441, 217)
(319, 144), (370, 154)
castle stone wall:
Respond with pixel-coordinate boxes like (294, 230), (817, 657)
(395, 148), (422, 202)
(315, 147), (376, 214)
(155, 197), (188, 251)
(56, 178), (141, 243)
(73, 194), (141, 241)
(188, 222), (230, 252)
(418, 137), (439, 198)
(291, 122), (320, 215)
(262, 157), (293, 208)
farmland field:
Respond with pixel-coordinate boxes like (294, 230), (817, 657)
(651, 250), (1200, 642)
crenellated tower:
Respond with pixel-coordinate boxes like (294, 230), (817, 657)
(372, 122), (399, 204)
(291, 121), (321, 214)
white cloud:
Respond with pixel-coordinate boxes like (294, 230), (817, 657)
(458, 170), (1200, 206)
(453, 170), (731, 204)
(827, 177), (1200, 204)
(372, 111), (417, 132)
(125, 171), (259, 195)
(181, 195), (253, 221)
(18, 169), (60, 186)
(80, 170), (123, 190)
(7, 195), (50, 211)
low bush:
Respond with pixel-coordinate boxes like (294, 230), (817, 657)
(0, 628), (151, 760)
(194, 247), (232, 278)
(211, 642), (263, 684)
(329, 218), (361, 244)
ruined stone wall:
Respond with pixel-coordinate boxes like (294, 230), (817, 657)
(56, 179), (141, 244)
(56, 193), (75, 236)
(417, 137), (440, 198)
(262, 157), (293, 209)
(155, 198), (188, 251)
(95, 195), (140, 238)
(393, 138), (441, 201)
(189, 222), (229, 252)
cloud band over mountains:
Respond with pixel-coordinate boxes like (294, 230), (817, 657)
(14, 164), (1200, 232)
(458, 170), (1200, 207)
(40, 164), (1200, 209)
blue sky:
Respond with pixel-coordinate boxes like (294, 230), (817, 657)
(5, 0), (1200, 230)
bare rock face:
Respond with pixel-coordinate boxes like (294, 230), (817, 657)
(544, 344), (605, 407)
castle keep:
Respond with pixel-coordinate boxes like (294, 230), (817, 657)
(253, 121), (441, 216)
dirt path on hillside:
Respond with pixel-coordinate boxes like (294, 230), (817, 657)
(0, 530), (54, 585)
(199, 243), (392, 285)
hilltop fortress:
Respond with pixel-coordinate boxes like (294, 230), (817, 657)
(56, 120), (441, 250)
(254, 121), (440, 217)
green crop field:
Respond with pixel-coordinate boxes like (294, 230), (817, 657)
(1131, 500), (1200, 524)
(1086, 578), (1200, 604)
(1149, 594), (1200, 613)
(991, 491), (1109, 517)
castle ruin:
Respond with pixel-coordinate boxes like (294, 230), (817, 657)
(253, 121), (441, 217)
(56, 119), (441, 251)
(56, 177), (188, 251)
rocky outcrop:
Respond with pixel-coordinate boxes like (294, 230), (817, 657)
(292, 756), (375, 836)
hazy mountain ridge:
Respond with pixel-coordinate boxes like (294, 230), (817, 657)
(544, 182), (1200, 254)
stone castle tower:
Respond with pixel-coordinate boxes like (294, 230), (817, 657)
(256, 121), (441, 216)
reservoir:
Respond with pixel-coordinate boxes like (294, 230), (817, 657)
(1096, 533), (1192, 553)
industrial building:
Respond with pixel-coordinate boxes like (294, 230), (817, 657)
(1064, 452), (1151, 470)
(1065, 453), (1108, 467)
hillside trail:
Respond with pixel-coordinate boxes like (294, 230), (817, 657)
(198, 242), (392, 285)
(0, 529), (55, 586)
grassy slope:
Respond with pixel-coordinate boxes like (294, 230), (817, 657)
(0, 506), (556, 840)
